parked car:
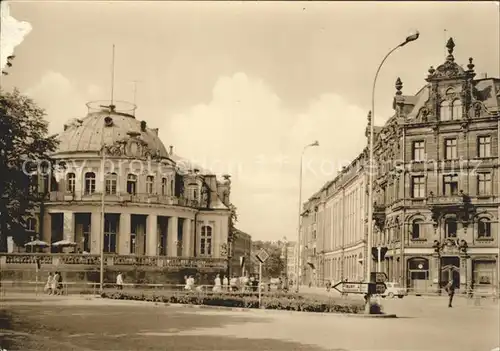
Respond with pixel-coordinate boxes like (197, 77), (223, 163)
(381, 282), (407, 299)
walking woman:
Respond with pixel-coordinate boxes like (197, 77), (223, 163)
(44, 272), (54, 295)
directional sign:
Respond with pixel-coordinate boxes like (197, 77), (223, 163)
(256, 248), (270, 263)
(366, 282), (387, 294)
(332, 281), (370, 294)
(370, 272), (388, 283)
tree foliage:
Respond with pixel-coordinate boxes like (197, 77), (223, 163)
(250, 240), (286, 278)
(0, 89), (59, 251)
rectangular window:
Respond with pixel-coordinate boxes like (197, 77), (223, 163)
(478, 136), (491, 158)
(105, 176), (117, 195)
(478, 220), (492, 238)
(477, 173), (492, 195)
(445, 138), (458, 159)
(443, 174), (459, 196)
(412, 141), (425, 161)
(412, 176), (426, 198)
(146, 176), (154, 194)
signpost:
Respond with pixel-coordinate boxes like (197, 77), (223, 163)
(255, 248), (270, 308)
(332, 273), (387, 296)
(332, 281), (370, 294)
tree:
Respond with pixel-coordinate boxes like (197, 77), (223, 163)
(0, 89), (59, 251)
(250, 240), (286, 278)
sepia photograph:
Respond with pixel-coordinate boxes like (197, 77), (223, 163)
(0, 1), (499, 350)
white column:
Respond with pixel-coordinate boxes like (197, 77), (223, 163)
(119, 213), (131, 255)
(146, 214), (158, 256)
(182, 218), (192, 257)
(168, 216), (178, 256)
(91, 212), (101, 254)
(63, 211), (75, 242)
(42, 213), (52, 244)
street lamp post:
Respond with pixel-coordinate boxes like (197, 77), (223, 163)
(295, 141), (319, 293)
(366, 31), (419, 314)
(280, 236), (289, 291)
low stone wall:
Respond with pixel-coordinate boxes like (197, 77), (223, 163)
(0, 266), (225, 285)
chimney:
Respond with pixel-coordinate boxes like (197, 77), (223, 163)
(140, 121), (147, 132)
(481, 73), (488, 79)
(152, 128), (159, 136)
(169, 145), (173, 155)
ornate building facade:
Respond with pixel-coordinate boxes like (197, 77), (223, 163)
(2, 101), (233, 282)
(302, 38), (500, 294)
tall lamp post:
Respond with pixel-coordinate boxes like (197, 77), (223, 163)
(366, 31), (419, 313)
(295, 140), (319, 293)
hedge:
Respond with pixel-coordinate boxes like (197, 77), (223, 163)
(101, 291), (373, 314)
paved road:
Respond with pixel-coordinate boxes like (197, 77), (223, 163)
(0, 294), (498, 351)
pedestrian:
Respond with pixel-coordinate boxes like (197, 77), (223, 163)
(116, 272), (124, 290)
(44, 272), (53, 295)
(52, 271), (59, 295)
(213, 274), (222, 292)
(445, 279), (455, 308)
(230, 275), (238, 292)
(326, 280), (332, 292)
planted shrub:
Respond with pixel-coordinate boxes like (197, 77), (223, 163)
(100, 291), (364, 314)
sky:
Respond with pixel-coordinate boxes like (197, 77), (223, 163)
(1, 1), (499, 241)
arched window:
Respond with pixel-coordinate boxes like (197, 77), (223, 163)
(445, 218), (457, 238)
(451, 99), (462, 120)
(26, 217), (36, 232)
(66, 173), (76, 193)
(105, 173), (117, 195)
(127, 174), (137, 195)
(170, 179), (175, 195)
(478, 218), (491, 238)
(84, 172), (96, 194)
(200, 225), (212, 256)
(411, 219), (423, 240)
(161, 178), (168, 196)
(193, 189), (198, 201)
(146, 175), (155, 194)
(440, 101), (451, 121)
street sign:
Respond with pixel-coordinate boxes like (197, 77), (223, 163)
(256, 248), (269, 263)
(370, 272), (388, 283)
(332, 281), (370, 294)
(368, 282), (387, 294)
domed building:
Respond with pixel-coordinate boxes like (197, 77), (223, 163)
(9, 100), (234, 282)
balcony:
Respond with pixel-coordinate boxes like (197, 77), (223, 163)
(1, 253), (228, 270)
(48, 191), (178, 206)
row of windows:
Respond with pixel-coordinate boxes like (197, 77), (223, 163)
(412, 136), (492, 161)
(410, 218), (492, 239)
(67, 172), (175, 196)
(411, 173), (492, 198)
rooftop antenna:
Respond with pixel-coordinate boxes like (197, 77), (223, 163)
(131, 80), (141, 116)
(100, 44), (116, 112)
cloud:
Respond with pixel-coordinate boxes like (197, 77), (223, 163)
(0, 2), (32, 71)
(24, 71), (104, 134)
(167, 72), (367, 240)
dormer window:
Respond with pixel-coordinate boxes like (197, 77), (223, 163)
(440, 101), (451, 121)
(451, 99), (462, 120)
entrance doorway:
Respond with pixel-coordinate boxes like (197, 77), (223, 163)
(440, 256), (460, 289)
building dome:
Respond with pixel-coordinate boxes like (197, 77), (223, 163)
(55, 100), (169, 159)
